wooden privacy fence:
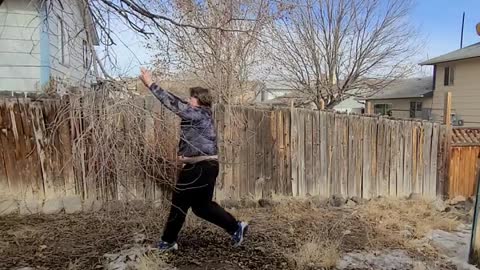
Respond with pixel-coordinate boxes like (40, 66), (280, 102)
(215, 106), (448, 200)
(0, 96), (449, 202)
(0, 95), (179, 201)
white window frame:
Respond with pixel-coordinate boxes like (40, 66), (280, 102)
(57, 15), (70, 66)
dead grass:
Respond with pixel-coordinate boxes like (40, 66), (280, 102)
(292, 238), (340, 269)
(7, 224), (40, 240)
(137, 252), (175, 270)
(357, 197), (461, 239)
(0, 204), (170, 269)
(1, 198), (461, 269)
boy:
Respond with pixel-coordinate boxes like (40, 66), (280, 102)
(139, 68), (248, 251)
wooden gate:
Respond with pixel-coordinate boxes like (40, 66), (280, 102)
(448, 128), (480, 198)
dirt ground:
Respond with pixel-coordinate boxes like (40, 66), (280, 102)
(0, 197), (467, 270)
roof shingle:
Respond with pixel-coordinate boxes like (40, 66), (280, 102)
(366, 77), (433, 100)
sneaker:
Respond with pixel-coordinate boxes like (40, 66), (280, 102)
(156, 240), (178, 252)
(232, 221), (249, 247)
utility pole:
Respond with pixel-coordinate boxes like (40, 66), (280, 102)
(460, 12), (465, 48)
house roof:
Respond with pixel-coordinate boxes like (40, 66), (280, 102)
(420, 42), (480, 65)
(366, 77), (433, 100)
(452, 128), (480, 146)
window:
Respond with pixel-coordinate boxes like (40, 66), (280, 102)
(374, 104), (392, 116)
(57, 15), (70, 66)
(444, 66), (454, 86)
(83, 40), (89, 68)
(409, 101), (423, 118)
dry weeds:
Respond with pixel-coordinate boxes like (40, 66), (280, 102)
(357, 197), (460, 240)
(137, 252), (175, 270)
(355, 196), (462, 263)
(293, 238), (340, 270)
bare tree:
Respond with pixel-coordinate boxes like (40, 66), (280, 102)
(149, 0), (278, 104)
(79, 0), (278, 87)
(267, 0), (419, 109)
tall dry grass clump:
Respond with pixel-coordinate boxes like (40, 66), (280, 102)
(137, 252), (176, 270)
(357, 197), (460, 239)
(292, 237), (340, 269)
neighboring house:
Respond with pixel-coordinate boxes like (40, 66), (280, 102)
(365, 77), (434, 119)
(0, 0), (99, 92)
(258, 80), (365, 112)
(261, 91), (317, 109)
(420, 42), (480, 127)
(256, 80), (293, 102)
(333, 96), (364, 114)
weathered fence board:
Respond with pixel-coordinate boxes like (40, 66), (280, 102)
(389, 120), (398, 196)
(319, 111), (328, 197)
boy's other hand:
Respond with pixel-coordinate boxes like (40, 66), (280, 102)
(140, 67), (154, 88)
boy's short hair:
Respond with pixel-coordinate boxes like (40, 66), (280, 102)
(189, 87), (213, 107)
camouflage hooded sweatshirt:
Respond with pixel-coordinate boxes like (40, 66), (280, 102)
(149, 83), (218, 157)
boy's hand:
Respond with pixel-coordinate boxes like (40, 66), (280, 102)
(139, 67), (154, 88)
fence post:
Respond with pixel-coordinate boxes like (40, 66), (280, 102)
(366, 101), (373, 114)
(469, 155), (480, 266)
(439, 92), (453, 197)
(319, 99), (325, 110)
(444, 92), (452, 127)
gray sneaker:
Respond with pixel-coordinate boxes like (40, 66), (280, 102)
(232, 221), (249, 247)
(156, 240), (178, 252)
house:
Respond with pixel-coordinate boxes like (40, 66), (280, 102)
(261, 91), (317, 109)
(258, 80), (365, 112)
(365, 77), (434, 120)
(0, 0), (99, 93)
(333, 96), (364, 114)
(420, 42), (480, 127)
(256, 80), (294, 102)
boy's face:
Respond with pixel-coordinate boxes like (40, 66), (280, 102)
(189, 97), (200, 107)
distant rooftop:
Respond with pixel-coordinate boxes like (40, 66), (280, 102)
(366, 77), (433, 100)
(420, 42), (480, 65)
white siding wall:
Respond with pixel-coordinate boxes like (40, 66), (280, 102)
(0, 0), (41, 91)
(0, 0), (95, 92)
(47, 0), (94, 86)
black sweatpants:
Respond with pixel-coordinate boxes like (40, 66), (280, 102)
(162, 160), (238, 243)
